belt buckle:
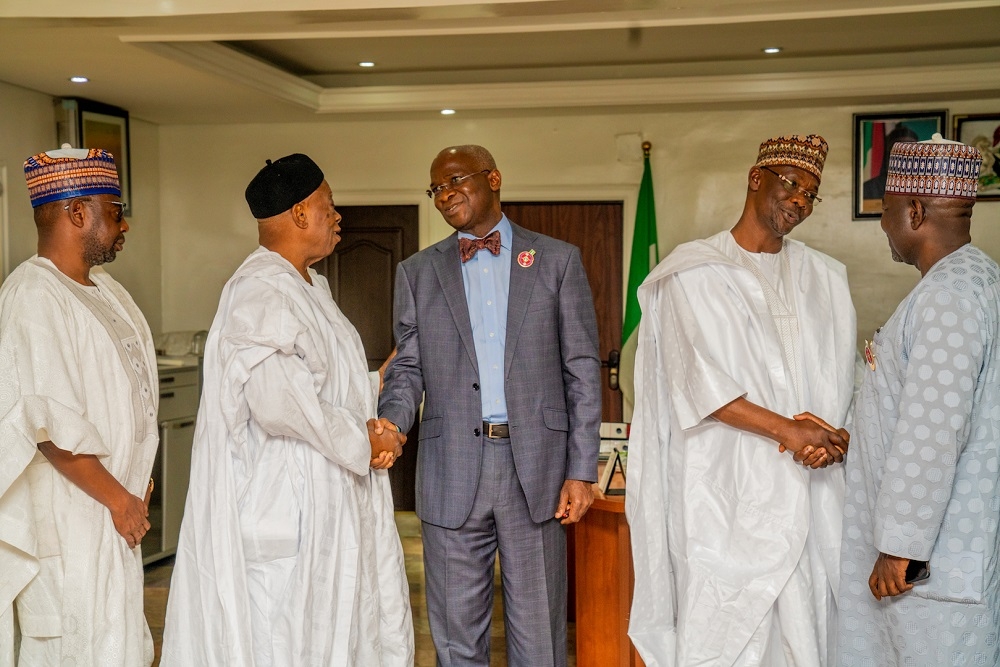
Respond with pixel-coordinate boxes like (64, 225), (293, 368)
(485, 422), (508, 438)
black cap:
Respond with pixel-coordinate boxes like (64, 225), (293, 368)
(245, 153), (325, 219)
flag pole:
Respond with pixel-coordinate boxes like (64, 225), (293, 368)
(620, 140), (659, 419)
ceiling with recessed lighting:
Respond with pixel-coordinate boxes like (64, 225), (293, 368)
(0, 0), (998, 124)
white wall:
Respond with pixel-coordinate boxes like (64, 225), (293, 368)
(0, 80), (57, 275)
(160, 98), (1000, 346)
(0, 82), (163, 332)
(108, 117), (163, 334)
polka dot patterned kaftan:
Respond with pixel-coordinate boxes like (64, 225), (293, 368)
(839, 244), (1000, 667)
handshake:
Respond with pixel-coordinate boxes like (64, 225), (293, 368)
(367, 417), (406, 470)
(777, 412), (850, 469)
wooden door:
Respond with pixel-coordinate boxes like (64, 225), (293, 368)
(503, 202), (624, 422)
(314, 205), (418, 370)
(312, 205), (420, 510)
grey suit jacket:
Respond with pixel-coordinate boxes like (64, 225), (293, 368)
(379, 221), (602, 529)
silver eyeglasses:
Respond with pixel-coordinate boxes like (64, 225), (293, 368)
(760, 166), (822, 205)
(426, 170), (491, 199)
(64, 198), (128, 221)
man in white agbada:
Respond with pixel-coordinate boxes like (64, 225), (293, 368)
(0, 146), (157, 666)
(627, 135), (857, 666)
(160, 154), (413, 666)
(839, 136), (1000, 666)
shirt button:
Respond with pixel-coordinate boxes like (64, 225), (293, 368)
(473, 383), (480, 391)
(483, 268), (489, 274)
(487, 300), (492, 306)
(474, 428), (481, 437)
(489, 332), (495, 338)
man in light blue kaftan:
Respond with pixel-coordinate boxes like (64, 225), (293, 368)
(839, 135), (1000, 666)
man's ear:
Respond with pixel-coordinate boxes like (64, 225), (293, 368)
(909, 198), (926, 230)
(748, 166), (762, 192)
(290, 201), (309, 230)
(66, 199), (88, 229)
(487, 169), (502, 193)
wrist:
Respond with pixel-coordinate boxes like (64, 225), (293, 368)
(104, 485), (131, 515)
(878, 551), (908, 562)
(768, 416), (797, 446)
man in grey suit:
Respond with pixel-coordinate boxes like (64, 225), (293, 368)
(378, 144), (602, 666)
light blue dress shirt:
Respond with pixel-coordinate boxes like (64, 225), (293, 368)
(458, 214), (511, 423)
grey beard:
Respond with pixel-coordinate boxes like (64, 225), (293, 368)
(82, 227), (118, 266)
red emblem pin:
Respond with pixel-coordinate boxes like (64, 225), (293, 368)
(864, 339), (876, 371)
(518, 249), (536, 268)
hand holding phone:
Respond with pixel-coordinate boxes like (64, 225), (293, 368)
(904, 559), (929, 584)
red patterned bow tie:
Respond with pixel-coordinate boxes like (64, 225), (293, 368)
(459, 230), (502, 263)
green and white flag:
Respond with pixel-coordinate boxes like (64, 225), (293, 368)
(620, 148), (659, 418)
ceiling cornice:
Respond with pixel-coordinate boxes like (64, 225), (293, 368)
(138, 41), (322, 109)
(136, 41), (1000, 115)
(118, 0), (1000, 41)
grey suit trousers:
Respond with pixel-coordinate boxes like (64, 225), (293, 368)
(421, 435), (567, 667)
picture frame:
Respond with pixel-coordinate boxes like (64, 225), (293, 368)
(599, 446), (627, 495)
(58, 98), (132, 215)
(953, 114), (1000, 200)
(852, 110), (947, 219)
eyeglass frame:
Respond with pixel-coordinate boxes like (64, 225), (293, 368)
(759, 165), (822, 205)
(63, 197), (128, 221)
(426, 169), (492, 199)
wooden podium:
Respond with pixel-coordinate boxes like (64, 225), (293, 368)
(573, 486), (645, 667)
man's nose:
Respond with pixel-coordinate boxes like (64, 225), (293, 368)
(790, 191), (810, 208)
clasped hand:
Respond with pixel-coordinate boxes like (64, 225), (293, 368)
(368, 417), (406, 469)
(111, 487), (151, 549)
(777, 412), (849, 469)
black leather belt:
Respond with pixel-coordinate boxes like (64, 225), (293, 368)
(483, 422), (510, 439)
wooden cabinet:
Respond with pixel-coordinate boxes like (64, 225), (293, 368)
(574, 489), (645, 667)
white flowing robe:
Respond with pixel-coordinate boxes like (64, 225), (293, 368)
(839, 244), (1000, 666)
(0, 258), (159, 667)
(161, 247), (413, 667)
(626, 231), (856, 666)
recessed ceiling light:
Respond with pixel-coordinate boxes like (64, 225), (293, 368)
(358, 61), (375, 68)
(762, 47), (782, 55)
(440, 109), (456, 116)
(69, 76), (89, 83)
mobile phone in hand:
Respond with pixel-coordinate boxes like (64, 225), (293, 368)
(905, 559), (929, 584)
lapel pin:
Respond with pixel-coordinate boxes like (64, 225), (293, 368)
(518, 249), (536, 268)
(864, 339), (876, 371)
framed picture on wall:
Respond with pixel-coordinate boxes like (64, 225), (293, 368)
(62, 98), (132, 215)
(953, 114), (1000, 200)
(852, 110), (947, 219)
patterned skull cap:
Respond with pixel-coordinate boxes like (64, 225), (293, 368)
(754, 134), (829, 181)
(23, 144), (121, 208)
(885, 133), (982, 200)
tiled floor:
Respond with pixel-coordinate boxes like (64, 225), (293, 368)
(144, 511), (575, 666)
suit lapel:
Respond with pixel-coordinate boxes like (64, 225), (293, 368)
(432, 235), (480, 374)
(504, 223), (539, 377)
